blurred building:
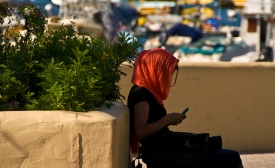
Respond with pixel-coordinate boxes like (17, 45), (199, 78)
(241, 0), (273, 49)
(240, 0), (275, 61)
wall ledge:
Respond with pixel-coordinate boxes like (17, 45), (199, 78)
(0, 101), (130, 168)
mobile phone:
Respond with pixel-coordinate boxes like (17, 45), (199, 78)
(181, 108), (189, 115)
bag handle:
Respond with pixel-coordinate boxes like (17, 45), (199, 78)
(131, 146), (144, 168)
(131, 158), (142, 168)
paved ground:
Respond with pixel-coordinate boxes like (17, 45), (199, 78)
(240, 152), (275, 168)
(132, 152), (275, 168)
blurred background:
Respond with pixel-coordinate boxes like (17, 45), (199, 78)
(3, 0), (274, 62)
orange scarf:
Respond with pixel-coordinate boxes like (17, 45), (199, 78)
(132, 48), (179, 106)
(130, 48), (179, 154)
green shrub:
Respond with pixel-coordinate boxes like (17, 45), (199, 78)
(0, 2), (141, 111)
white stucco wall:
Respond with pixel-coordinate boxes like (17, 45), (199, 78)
(240, 17), (261, 51)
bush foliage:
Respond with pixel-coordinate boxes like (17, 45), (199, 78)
(0, 2), (140, 111)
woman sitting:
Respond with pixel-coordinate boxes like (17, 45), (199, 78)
(127, 48), (243, 168)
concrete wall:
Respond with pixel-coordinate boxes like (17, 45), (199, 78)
(1, 62), (274, 167)
(0, 102), (130, 168)
(119, 62), (275, 153)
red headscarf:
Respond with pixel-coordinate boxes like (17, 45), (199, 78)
(132, 48), (179, 106)
(130, 48), (179, 154)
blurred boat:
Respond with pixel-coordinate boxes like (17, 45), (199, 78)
(232, 0), (246, 7)
(173, 34), (256, 62)
(144, 35), (192, 54)
(7, 0), (59, 16)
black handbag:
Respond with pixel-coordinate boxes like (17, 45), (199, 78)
(159, 131), (210, 153)
(132, 131), (218, 168)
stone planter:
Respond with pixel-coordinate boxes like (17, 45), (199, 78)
(0, 102), (130, 168)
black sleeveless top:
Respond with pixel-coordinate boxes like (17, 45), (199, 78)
(127, 85), (169, 148)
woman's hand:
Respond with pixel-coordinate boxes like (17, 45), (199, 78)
(166, 113), (186, 125)
(134, 101), (187, 140)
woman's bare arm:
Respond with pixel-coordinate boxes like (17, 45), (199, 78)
(134, 101), (186, 140)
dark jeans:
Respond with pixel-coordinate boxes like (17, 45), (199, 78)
(203, 148), (243, 168)
(141, 148), (243, 168)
